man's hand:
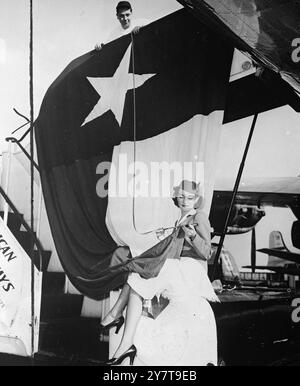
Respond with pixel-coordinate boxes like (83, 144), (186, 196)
(95, 43), (104, 51)
(132, 26), (141, 34)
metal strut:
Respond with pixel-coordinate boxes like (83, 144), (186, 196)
(29, 0), (35, 359)
(210, 112), (259, 281)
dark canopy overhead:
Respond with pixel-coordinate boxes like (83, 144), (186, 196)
(177, 0), (300, 120)
(177, 0), (300, 84)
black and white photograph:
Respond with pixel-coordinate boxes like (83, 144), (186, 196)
(0, 0), (300, 370)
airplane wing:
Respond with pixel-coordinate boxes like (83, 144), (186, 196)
(257, 248), (300, 265)
(213, 177), (300, 208)
(243, 265), (300, 276)
(243, 265), (280, 272)
(209, 177), (300, 236)
(243, 231), (300, 274)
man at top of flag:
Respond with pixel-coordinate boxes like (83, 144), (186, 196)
(95, 1), (150, 50)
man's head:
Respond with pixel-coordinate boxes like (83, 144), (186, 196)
(116, 1), (132, 30)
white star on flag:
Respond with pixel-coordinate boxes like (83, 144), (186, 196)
(82, 44), (155, 126)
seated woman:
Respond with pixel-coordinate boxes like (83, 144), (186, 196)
(100, 180), (219, 366)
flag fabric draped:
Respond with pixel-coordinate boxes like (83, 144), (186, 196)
(35, 9), (233, 299)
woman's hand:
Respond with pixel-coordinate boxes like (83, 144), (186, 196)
(155, 228), (166, 241)
(182, 224), (197, 241)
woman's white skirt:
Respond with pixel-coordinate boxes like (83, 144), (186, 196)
(128, 257), (219, 366)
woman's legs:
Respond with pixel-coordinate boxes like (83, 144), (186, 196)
(101, 283), (130, 326)
(112, 287), (143, 358)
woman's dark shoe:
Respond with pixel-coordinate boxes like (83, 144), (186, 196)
(106, 344), (137, 366)
(99, 315), (124, 334)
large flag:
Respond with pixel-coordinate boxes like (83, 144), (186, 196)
(35, 9), (233, 299)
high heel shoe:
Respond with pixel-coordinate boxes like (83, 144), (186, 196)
(105, 345), (137, 366)
(99, 315), (124, 334)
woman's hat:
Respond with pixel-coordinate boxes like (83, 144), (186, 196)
(173, 180), (200, 197)
(172, 180), (204, 209)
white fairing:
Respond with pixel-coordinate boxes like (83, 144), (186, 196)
(0, 217), (42, 356)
